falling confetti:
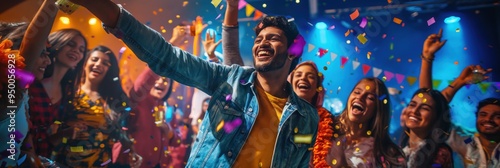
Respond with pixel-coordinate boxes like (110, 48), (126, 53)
(357, 34), (368, 44)
(360, 17), (368, 28)
(100, 159), (112, 166)
(317, 48), (328, 57)
(223, 118), (242, 133)
(350, 9), (360, 20)
(393, 17), (402, 24)
(427, 17), (436, 26)
(216, 121), (225, 132)
(225, 94), (232, 101)
(294, 134), (313, 144)
(211, 0), (222, 7)
(288, 34), (306, 57)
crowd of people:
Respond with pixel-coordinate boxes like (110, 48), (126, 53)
(0, 0), (499, 167)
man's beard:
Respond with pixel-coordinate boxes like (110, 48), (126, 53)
(254, 52), (288, 72)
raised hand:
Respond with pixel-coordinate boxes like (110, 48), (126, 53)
(170, 26), (189, 46)
(457, 65), (493, 85)
(203, 30), (222, 59)
(422, 29), (447, 59)
(193, 16), (208, 36)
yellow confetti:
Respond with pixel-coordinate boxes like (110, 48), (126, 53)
(357, 34), (368, 44)
(168, 20), (173, 24)
(418, 93), (424, 98)
(154, 147), (158, 151)
(294, 134), (313, 144)
(294, 127), (299, 133)
(383, 99), (388, 104)
(367, 130), (372, 136)
(365, 85), (370, 90)
(216, 121), (225, 132)
(318, 72), (323, 77)
(100, 144), (105, 148)
(158, 8), (163, 12)
(62, 137), (67, 144)
(356, 148), (360, 152)
(317, 87), (323, 92)
(182, 1), (189, 7)
(176, 15), (180, 18)
(259, 162), (263, 167)
(332, 159), (337, 165)
(359, 123), (363, 129)
(335, 125), (340, 130)
(337, 141), (341, 146)
(334, 133), (338, 138)
(122, 102), (127, 106)
(54, 121), (62, 125)
(423, 98), (427, 103)
(70, 146), (84, 152)
(211, 0), (222, 7)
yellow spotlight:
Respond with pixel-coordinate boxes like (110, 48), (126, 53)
(89, 18), (97, 25)
(60, 16), (70, 25)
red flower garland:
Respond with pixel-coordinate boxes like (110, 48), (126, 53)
(313, 107), (334, 168)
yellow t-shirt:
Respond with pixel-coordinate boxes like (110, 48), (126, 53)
(233, 85), (288, 167)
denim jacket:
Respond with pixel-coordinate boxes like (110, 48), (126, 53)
(103, 5), (319, 168)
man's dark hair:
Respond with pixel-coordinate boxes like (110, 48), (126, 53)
(476, 97), (500, 116)
(254, 16), (300, 73)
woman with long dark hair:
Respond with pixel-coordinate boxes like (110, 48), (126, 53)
(53, 45), (141, 168)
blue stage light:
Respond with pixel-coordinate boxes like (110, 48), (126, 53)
(315, 22), (327, 29)
(444, 16), (461, 24)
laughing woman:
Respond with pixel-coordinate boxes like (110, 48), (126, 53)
(325, 78), (406, 167)
(53, 46), (141, 168)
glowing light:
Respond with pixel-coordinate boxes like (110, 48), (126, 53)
(262, 3), (267, 8)
(296, 0), (300, 3)
(315, 22), (327, 30)
(60, 17), (70, 25)
(88, 18), (97, 25)
(444, 16), (461, 24)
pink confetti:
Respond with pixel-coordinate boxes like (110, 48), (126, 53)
(225, 94), (232, 101)
(223, 118), (242, 133)
(121, 127), (128, 131)
(328, 25), (335, 30)
(316, 48), (328, 57)
(123, 149), (131, 153)
(100, 159), (111, 166)
(15, 69), (35, 88)
(288, 34), (306, 57)
(360, 17), (367, 28)
(427, 17), (436, 26)
(382, 34), (387, 39)
(118, 47), (126, 60)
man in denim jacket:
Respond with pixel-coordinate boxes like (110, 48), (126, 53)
(69, 0), (319, 167)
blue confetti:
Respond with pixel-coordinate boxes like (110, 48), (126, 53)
(464, 137), (473, 144)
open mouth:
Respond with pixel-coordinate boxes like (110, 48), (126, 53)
(481, 122), (498, 129)
(67, 53), (78, 61)
(408, 116), (422, 122)
(351, 102), (365, 115)
(256, 49), (274, 58)
(297, 83), (311, 91)
(153, 85), (165, 91)
(90, 67), (102, 75)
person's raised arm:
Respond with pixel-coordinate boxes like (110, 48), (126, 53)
(202, 30), (222, 63)
(419, 29), (446, 89)
(69, 0), (120, 28)
(222, 0), (244, 66)
(441, 65), (492, 102)
(20, 0), (58, 72)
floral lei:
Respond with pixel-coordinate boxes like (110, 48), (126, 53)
(313, 107), (334, 167)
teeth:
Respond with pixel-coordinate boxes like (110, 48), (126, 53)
(353, 102), (363, 108)
(39, 68), (45, 71)
(258, 51), (270, 55)
(409, 116), (420, 122)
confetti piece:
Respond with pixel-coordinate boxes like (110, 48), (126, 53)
(216, 120), (225, 132)
(433, 80), (442, 89)
(288, 34), (306, 57)
(101, 159), (111, 166)
(423, 98), (427, 103)
(427, 17), (436, 26)
(357, 34), (368, 44)
(123, 149), (130, 153)
(15, 69), (35, 89)
(379, 94), (387, 101)
(225, 94), (232, 101)
(337, 86), (341, 94)
(393, 17), (402, 24)
(345, 30), (351, 37)
(350, 9), (360, 20)
(360, 17), (368, 28)
(294, 127), (299, 133)
(294, 134), (313, 144)
(211, 0), (222, 7)
(223, 118), (242, 133)
(332, 159), (337, 165)
(352, 60), (360, 70)
(383, 99), (388, 104)
(346, 40), (351, 44)
(317, 48), (328, 57)
(382, 34), (387, 39)
(328, 25), (336, 30)
(183, 1), (189, 7)
(365, 85), (371, 91)
(54, 120), (62, 124)
(121, 127), (128, 131)
(390, 43), (394, 50)
(330, 52), (338, 61)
